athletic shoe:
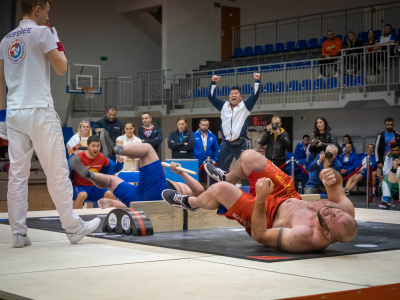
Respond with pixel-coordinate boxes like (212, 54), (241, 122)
(344, 189), (350, 196)
(99, 129), (115, 158)
(204, 163), (227, 182)
(379, 197), (391, 210)
(69, 155), (91, 179)
(13, 234), (31, 248)
(162, 189), (198, 211)
(66, 217), (101, 244)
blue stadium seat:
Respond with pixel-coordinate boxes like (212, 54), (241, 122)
(304, 60), (312, 66)
(308, 38), (319, 48)
(274, 42), (285, 53)
(343, 76), (354, 87)
(221, 86), (229, 96)
(275, 81), (285, 92)
(296, 39), (307, 50)
(226, 69), (235, 74)
(260, 65), (269, 71)
(248, 66), (259, 72)
(244, 46), (254, 56)
(242, 84), (251, 94)
(285, 41), (296, 51)
(269, 64), (282, 70)
(216, 69), (227, 75)
(191, 88), (200, 98)
(392, 28), (396, 35)
(263, 82), (275, 93)
(326, 77), (338, 89)
(398, 28), (400, 39)
(301, 79), (311, 90)
(355, 75), (364, 86)
(288, 80), (300, 91)
(343, 34), (348, 45)
(361, 32), (368, 43)
(237, 67), (248, 73)
(200, 87), (208, 97)
(292, 61), (304, 68)
(374, 30), (382, 40)
(232, 47), (244, 58)
(215, 87), (220, 96)
(319, 37), (327, 47)
(285, 62), (293, 68)
(254, 45), (264, 56)
(336, 34), (343, 41)
(313, 78), (326, 90)
(264, 44), (274, 54)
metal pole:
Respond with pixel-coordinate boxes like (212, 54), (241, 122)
(207, 156), (211, 188)
(291, 157), (295, 183)
(366, 155), (370, 209)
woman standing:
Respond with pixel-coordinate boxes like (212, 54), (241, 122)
(67, 120), (92, 156)
(168, 117), (195, 159)
(116, 122), (142, 172)
(309, 116), (341, 161)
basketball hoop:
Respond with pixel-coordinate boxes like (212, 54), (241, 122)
(82, 87), (97, 99)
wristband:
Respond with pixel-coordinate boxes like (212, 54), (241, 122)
(391, 168), (397, 173)
(56, 42), (65, 53)
(72, 146), (77, 151)
(0, 110), (5, 122)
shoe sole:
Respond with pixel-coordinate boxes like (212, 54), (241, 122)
(204, 164), (222, 182)
(69, 155), (90, 178)
(99, 131), (114, 158)
(68, 218), (101, 244)
(161, 191), (198, 211)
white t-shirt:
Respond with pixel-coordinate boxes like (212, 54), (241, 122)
(0, 20), (57, 109)
(116, 134), (142, 172)
(67, 133), (89, 154)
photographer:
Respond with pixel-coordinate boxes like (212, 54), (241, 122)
(309, 116), (341, 161)
(259, 116), (291, 171)
(304, 145), (342, 194)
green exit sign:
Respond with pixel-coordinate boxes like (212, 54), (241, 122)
(214, 3), (221, 7)
(100, 56), (108, 61)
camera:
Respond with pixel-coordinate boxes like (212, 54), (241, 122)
(311, 139), (320, 147)
(271, 122), (279, 130)
(325, 151), (333, 159)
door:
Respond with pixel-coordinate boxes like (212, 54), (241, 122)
(221, 6), (240, 62)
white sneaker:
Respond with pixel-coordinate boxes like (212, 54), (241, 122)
(13, 234), (32, 248)
(66, 217), (101, 244)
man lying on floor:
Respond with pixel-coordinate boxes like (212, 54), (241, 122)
(162, 149), (358, 254)
(69, 141), (204, 209)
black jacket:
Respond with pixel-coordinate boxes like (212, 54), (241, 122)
(309, 130), (341, 161)
(138, 126), (163, 154)
(260, 128), (291, 162)
(168, 129), (195, 159)
(375, 130), (400, 165)
(92, 117), (124, 143)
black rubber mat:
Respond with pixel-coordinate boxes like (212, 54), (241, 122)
(2, 215), (400, 263)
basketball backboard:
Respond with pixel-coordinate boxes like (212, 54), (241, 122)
(66, 64), (101, 94)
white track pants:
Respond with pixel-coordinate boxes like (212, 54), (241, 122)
(7, 108), (82, 235)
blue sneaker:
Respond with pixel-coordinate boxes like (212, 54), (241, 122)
(379, 197), (391, 210)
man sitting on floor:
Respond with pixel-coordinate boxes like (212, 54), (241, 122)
(69, 142), (204, 209)
(162, 149), (358, 254)
(70, 135), (123, 209)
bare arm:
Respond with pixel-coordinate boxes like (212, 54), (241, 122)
(168, 162), (204, 196)
(46, 49), (67, 75)
(320, 168), (355, 217)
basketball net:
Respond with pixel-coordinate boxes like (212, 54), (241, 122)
(82, 87), (97, 99)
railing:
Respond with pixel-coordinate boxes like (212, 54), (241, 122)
(232, 1), (400, 52)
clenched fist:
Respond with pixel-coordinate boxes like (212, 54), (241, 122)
(320, 168), (337, 186)
(255, 177), (274, 201)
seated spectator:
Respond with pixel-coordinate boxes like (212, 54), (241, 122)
(320, 30), (343, 77)
(70, 135), (123, 209)
(294, 134), (310, 167)
(116, 122), (142, 172)
(338, 143), (359, 178)
(379, 142), (400, 210)
(345, 31), (363, 75)
(168, 117), (195, 159)
(309, 116), (341, 161)
(305, 145), (342, 194)
(341, 135), (356, 154)
(364, 29), (379, 75)
(305, 132), (314, 164)
(344, 144), (377, 196)
(67, 120), (92, 156)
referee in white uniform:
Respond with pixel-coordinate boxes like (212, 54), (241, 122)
(0, 0), (100, 247)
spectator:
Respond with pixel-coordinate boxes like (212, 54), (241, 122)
(294, 134), (310, 166)
(70, 135), (123, 209)
(379, 142), (400, 210)
(193, 119), (219, 183)
(365, 29), (379, 75)
(208, 73), (261, 171)
(92, 107), (124, 144)
(341, 134), (356, 154)
(168, 117), (195, 159)
(376, 24), (397, 73)
(259, 115), (291, 172)
(344, 144), (377, 196)
(138, 112), (163, 158)
(305, 132), (314, 164)
(305, 145), (342, 194)
(338, 143), (359, 178)
(67, 120), (92, 156)
(345, 31), (363, 75)
(320, 30), (343, 77)
(309, 116), (341, 161)
(116, 122), (142, 172)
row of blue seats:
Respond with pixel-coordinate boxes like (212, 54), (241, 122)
(232, 28), (400, 58)
(189, 76), (364, 97)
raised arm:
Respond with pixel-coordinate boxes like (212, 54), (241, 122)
(168, 162), (204, 196)
(243, 73), (261, 111)
(208, 76), (225, 111)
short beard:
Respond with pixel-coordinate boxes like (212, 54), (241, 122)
(317, 209), (330, 232)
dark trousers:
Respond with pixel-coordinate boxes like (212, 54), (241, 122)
(218, 139), (249, 172)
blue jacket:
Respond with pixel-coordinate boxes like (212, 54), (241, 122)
(294, 142), (309, 160)
(168, 129), (195, 159)
(193, 129), (219, 164)
(306, 154), (342, 188)
(92, 116), (124, 143)
(357, 153), (377, 172)
(138, 126), (163, 154)
(338, 152), (359, 177)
